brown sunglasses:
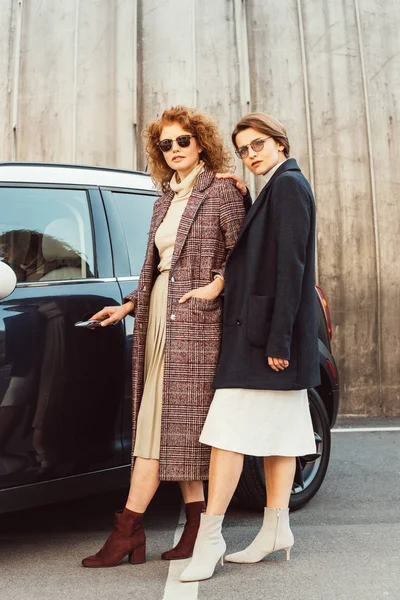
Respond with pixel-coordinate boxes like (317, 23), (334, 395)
(157, 135), (196, 153)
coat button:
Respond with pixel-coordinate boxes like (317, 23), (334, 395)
(170, 314), (176, 321)
(171, 276), (175, 283)
(236, 319), (241, 326)
(142, 286), (147, 291)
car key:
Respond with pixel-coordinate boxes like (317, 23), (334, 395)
(74, 319), (103, 329)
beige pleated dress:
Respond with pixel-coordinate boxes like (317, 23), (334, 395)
(133, 161), (205, 460)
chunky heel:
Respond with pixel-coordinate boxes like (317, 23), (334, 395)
(129, 544), (146, 565)
(81, 508), (145, 568)
(219, 555), (224, 566)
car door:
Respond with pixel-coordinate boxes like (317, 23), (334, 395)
(100, 187), (158, 461)
(0, 184), (125, 490)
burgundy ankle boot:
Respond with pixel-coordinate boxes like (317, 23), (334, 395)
(161, 501), (206, 560)
(82, 508), (146, 567)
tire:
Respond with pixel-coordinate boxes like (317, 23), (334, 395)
(234, 388), (331, 511)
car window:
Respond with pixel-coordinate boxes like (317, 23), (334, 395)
(111, 192), (156, 276)
(0, 187), (95, 283)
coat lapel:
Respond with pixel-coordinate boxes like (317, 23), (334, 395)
(152, 190), (174, 236)
(233, 159), (300, 248)
(141, 191), (173, 282)
(170, 168), (215, 271)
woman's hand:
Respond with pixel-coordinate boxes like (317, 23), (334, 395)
(90, 301), (134, 327)
(268, 357), (289, 372)
(179, 278), (224, 304)
(216, 173), (247, 196)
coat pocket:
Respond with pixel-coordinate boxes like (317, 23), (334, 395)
(246, 295), (274, 347)
(191, 296), (221, 311)
(190, 296), (223, 323)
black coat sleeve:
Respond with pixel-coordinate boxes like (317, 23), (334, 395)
(266, 175), (311, 360)
(242, 189), (253, 214)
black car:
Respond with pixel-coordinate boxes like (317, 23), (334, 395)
(0, 162), (339, 514)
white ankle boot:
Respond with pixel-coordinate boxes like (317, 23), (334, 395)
(180, 514), (226, 582)
(225, 507), (293, 564)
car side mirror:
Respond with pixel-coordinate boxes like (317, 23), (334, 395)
(0, 261), (17, 299)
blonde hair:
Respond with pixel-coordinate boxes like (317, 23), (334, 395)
(232, 113), (290, 158)
(142, 106), (233, 190)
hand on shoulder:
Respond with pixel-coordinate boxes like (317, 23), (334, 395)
(216, 173), (247, 196)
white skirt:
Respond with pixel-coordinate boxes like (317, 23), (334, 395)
(200, 388), (316, 457)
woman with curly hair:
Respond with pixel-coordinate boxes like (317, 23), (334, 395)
(81, 106), (246, 568)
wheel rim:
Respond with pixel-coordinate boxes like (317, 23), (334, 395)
(291, 394), (324, 495)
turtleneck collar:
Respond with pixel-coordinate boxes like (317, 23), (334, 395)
(169, 160), (205, 198)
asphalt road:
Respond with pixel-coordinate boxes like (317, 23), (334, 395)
(1, 417), (399, 600)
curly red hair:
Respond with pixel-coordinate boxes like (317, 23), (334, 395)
(142, 106), (233, 190)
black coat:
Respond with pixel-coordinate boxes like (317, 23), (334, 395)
(213, 158), (320, 391)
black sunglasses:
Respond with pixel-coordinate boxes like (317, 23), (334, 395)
(157, 135), (196, 153)
(235, 136), (271, 159)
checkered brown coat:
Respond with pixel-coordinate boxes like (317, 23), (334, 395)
(124, 169), (245, 480)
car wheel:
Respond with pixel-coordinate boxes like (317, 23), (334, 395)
(234, 388), (331, 511)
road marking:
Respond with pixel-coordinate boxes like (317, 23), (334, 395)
(161, 425), (400, 598)
(162, 503), (198, 600)
(332, 427), (400, 433)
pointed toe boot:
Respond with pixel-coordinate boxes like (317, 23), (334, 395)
(180, 514), (226, 582)
(82, 508), (146, 568)
(225, 507), (293, 564)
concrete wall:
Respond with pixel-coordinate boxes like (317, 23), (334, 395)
(0, 0), (399, 415)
